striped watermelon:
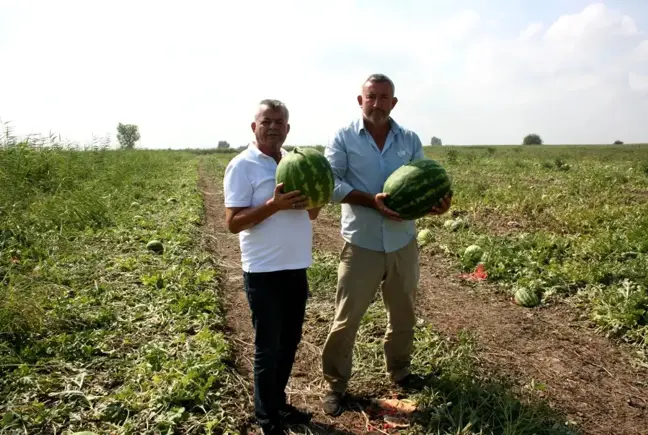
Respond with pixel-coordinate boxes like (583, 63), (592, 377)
(514, 287), (540, 308)
(276, 147), (334, 210)
(382, 159), (452, 220)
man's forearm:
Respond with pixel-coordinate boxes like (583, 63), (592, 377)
(340, 189), (377, 209)
(228, 200), (279, 233)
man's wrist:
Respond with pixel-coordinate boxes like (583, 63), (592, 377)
(368, 193), (379, 210)
(265, 198), (280, 213)
(342, 190), (378, 209)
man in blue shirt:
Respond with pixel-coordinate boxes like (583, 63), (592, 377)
(321, 74), (452, 416)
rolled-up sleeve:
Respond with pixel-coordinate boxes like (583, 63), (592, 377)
(324, 132), (354, 203)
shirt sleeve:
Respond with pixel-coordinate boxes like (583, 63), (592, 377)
(324, 131), (355, 203)
(223, 159), (253, 208)
(411, 132), (426, 161)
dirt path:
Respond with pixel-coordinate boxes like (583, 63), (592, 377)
(198, 165), (361, 434)
(199, 165), (648, 435)
(415, 253), (648, 435)
(314, 213), (648, 434)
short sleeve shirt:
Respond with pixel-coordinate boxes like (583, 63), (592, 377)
(223, 143), (313, 273)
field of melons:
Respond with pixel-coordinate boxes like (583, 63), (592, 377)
(419, 144), (648, 350)
(0, 145), (240, 434)
(1, 139), (647, 434)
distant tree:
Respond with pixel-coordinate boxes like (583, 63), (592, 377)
(116, 123), (140, 149)
(217, 140), (230, 149)
(614, 140), (624, 145)
(430, 136), (442, 146)
(522, 133), (543, 145)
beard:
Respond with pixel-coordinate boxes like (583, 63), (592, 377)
(366, 108), (389, 124)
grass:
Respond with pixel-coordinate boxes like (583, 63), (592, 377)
(0, 144), (240, 434)
(3, 136), (646, 434)
(305, 251), (576, 435)
(405, 145), (648, 355)
(302, 144), (648, 357)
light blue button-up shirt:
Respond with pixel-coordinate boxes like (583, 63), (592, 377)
(324, 117), (426, 253)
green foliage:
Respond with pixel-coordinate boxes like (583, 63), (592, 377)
(411, 144), (648, 353)
(0, 148), (238, 433)
(304, 252), (574, 434)
(306, 251), (339, 296)
(445, 149), (459, 164)
(584, 279), (648, 345)
(116, 123), (140, 149)
(431, 136), (442, 146)
(523, 133), (543, 145)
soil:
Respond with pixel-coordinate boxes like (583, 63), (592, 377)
(198, 164), (648, 435)
(416, 252), (648, 435)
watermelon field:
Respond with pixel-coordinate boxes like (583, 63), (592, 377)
(1, 139), (648, 435)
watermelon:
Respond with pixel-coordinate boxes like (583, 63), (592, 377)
(146, 240), (164, 254)
(276, 147), (334, 210)
(417, 228), (434, 247)
(514, 287), (540, 308)
(463, 244), (483, 264)
(383, 159), (452, 220)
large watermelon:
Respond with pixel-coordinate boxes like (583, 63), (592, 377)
(275, 147), (334, 210)
(382, 158), (452, 220)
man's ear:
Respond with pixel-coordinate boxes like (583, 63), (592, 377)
(286, 123), (291, 134)
(357, 95), (362, 106)
(391, 97), (398, 109)
(251, 121), (256, 133)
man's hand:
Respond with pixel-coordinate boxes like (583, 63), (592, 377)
(374, 193), (403, 222)
(225, 183), (308, 234)
(429, 192), (453, 216)
(269, 183), (308, 211)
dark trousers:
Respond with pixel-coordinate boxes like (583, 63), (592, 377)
(243, 268), (309, 427)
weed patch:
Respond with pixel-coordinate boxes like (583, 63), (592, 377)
(0, 148), (239, 434)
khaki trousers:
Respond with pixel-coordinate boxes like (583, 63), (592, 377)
(321, 238), (420, 393)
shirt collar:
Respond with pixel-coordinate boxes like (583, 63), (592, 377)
(247, 141), (287, 160)
(355, 116), (402, 136)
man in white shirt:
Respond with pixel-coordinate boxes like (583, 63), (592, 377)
(223, 99), (320, 435)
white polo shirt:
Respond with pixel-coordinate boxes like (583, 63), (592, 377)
(223, 143), (313, 273)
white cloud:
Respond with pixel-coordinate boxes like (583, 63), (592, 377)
(632, 40), (648, 62)
(0, 0), (646, 147)
(552, 74), (603, 92)
(629, 72), (648, 94)
(544, 2), (638, 42)
(442, 9), (481, 40)
(519, 22), (544, 41)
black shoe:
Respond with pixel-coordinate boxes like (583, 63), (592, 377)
(395, 373), (427, 391)
(260, 421), (286, 435)
(278, 403), (312, 425)
(322, 390), (344, 416)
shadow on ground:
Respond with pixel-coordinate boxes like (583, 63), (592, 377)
(311, 370), (577, 435)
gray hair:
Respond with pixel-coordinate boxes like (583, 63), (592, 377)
(363, 73), (395, 96)
(257, 98), (289, 120)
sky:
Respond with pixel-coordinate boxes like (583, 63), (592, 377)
(1, 0), (647, 148)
